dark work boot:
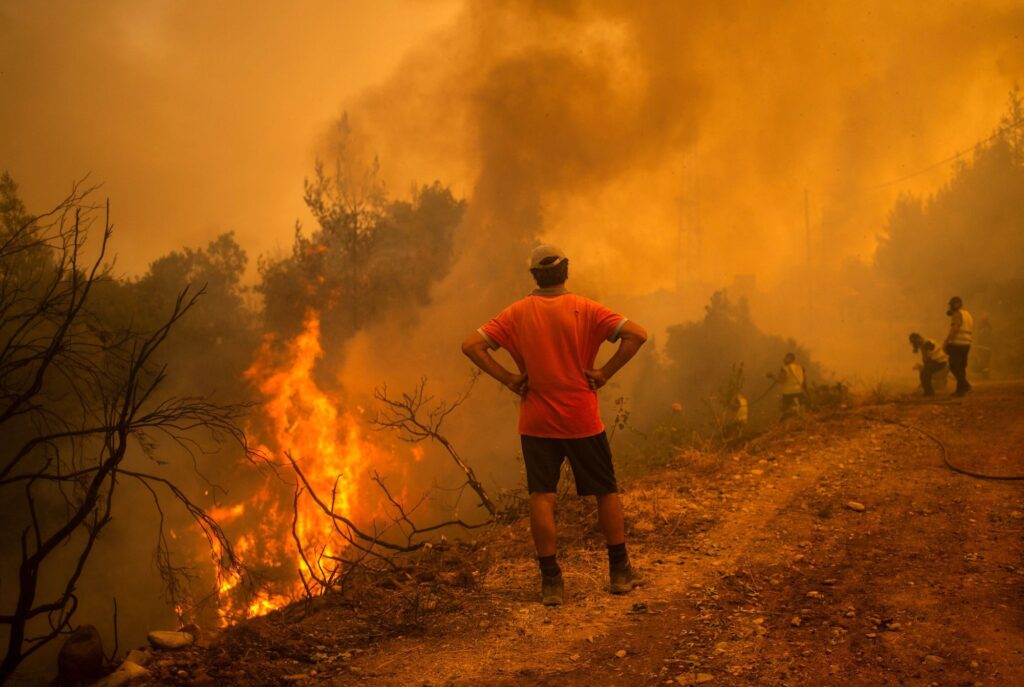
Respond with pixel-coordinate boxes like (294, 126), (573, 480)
(541, 574), (564, 606)
(609, 561), (643, 594)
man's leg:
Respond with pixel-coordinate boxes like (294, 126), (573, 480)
(781, 394), (799, 418)
(948, 348), (962, 392)
(921, 362), (936, 395)
(919, 366), (932, 395)
(565, 434), (640, 594)
(521, 436), (565, 605)
(596, 492), (625, 546)
(596, 491), (640, 592)
(529, 492), (563, 605)
(529, 493), (558, 557)
(949, 346), (970, 395)
(961, 346), (972, 392)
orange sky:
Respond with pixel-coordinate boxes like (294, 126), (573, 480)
(2, 0), (1022, 293)
(0, 0), (460, 275)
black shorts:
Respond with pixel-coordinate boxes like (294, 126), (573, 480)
(520, 432), (617, 496)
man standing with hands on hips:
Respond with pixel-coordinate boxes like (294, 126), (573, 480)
(461, 245), (648, 605)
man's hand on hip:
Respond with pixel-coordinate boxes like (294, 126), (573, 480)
(506, 373), (529, 397)
(585, 369), (609, 390)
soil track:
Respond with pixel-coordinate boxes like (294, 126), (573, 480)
(143, 382), (1024, 686)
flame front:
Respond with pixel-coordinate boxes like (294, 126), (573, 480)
(212, 312), (378, 623)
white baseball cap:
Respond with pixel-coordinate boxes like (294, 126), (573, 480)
(529, 244), (567, 270)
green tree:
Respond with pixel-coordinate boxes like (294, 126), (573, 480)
(258, 117), (465, 348)
(874, 88), (1024, 373)
(92, 232), (257, 400)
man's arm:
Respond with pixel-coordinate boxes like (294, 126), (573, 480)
(946, 312), (962, 344)
(461, 332), (528, 397)
(584, 320), (648, 390)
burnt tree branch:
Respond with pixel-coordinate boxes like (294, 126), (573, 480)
(371, 372), (496, 517)
(0, 188), (251, 684)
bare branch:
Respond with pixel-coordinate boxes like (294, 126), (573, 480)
(372, 372), (496, 516)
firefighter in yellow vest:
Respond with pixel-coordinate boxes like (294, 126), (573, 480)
(724, 392), (748, 439)
(909, 332), (948, 396)
(943, 296), (973, 397)
(768, 353), (806, 418)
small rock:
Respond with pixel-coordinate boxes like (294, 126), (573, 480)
(923, 655), (945, 668)
(845, 501), (866, 512)
(615, 649), (628, 658)
(178, 622), (201, 641)
(790, 617), (803, 627)
(282, 675), (309, 682)
(569, 654), (580, 662)
(92, 660), (149, 687)
(124, 649), (149, 666)
(146, 631), (194, 650)
(822, 578), (838, 586)
(806, 591), (823, 599)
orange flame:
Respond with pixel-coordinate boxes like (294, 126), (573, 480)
(210, 312), (383, 623)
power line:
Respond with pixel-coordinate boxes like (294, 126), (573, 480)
(866, 117), (1024, 192)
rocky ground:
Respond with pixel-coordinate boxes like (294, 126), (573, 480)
(128, 381), (1024, 686)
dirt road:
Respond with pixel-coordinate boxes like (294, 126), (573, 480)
(335, 383), (1024, 686)
(142, 383), (1024, 687)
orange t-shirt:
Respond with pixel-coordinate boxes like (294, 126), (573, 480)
(479, 291), (626, 438)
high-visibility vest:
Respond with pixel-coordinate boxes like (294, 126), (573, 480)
(781, 363), (805, 395)
(734, 395), (749, 423)
(949, 309), (973, 346)
(921, 338), (948, 365)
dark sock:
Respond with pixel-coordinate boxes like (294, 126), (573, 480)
(538, 555), (561, 578)
(607, 542), (628, 568)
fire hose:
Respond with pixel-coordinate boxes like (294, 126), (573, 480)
(857, 412), (1024, 481)
(748, 379), (778, 406)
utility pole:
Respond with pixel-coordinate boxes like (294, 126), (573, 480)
(804, 188), (812, 341)
(676, 154), (702, 292)
(675, 187), (683, 292)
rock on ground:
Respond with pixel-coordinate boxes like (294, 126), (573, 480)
(146, 630), (194, 650)
(90, 660), (148, 687)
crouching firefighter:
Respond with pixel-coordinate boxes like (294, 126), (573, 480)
(908, 332), (948, 396)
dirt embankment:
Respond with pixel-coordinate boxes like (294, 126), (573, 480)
(141, 382), (1024, 687)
